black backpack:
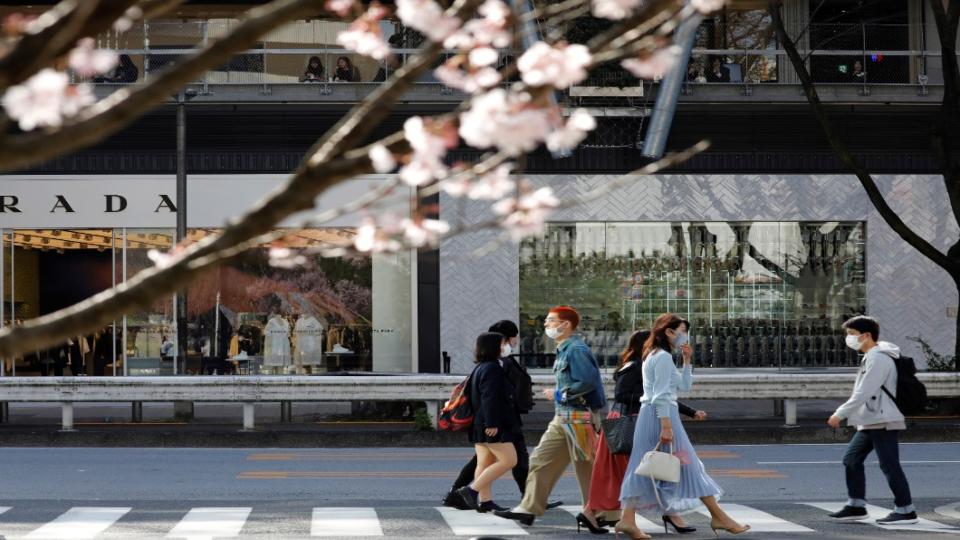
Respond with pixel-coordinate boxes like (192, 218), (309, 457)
(881, 355), (928, 416)
(503, 357), (534, 413)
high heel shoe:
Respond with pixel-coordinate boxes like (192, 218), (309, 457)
(613, 523), (651, 540)
(662, 515), (697, 534)
(575, 513), (608, 535)
(710, 519), (751, 536)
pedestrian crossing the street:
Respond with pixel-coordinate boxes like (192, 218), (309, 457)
(0, 502), (956, 538)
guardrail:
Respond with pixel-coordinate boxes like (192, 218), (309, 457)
(1, 372), (958, 431)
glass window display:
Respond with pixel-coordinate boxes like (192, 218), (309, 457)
(519, 221), (867, 369)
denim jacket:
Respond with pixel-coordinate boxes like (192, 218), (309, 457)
(552, 335), (607, 412)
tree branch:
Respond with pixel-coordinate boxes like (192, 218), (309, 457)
(769, 0), (954, 272)
(0, 0), (329, 173)
(927, 0), (960, 233)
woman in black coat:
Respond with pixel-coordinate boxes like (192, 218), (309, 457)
(455, 332), (522, 513)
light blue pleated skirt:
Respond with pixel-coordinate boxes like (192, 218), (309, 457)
(619, 403), (723, 514)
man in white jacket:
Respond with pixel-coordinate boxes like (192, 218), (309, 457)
(826, 316), (916, 524)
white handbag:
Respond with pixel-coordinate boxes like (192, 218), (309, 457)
(634, 442), (681, 482)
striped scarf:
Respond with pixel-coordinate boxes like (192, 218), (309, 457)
(557, 408), (598, 462)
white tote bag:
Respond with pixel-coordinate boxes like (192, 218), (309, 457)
(634, 441), (681, 482)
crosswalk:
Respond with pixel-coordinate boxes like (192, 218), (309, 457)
(0, 503), (956, 538)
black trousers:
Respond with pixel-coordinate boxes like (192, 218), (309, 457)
(452, 432), (530, 495)
(843, 429), (913, 509)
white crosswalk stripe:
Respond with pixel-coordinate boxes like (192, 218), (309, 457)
(0, 507), (10, 516)
(311, 507), (384, 537)
(803, 503), (960, 534)
(166, 507), (252, 539)
(558, 505), (661, 534)
(435, 506), (529, 536)
(697, 503), (815, 533)
(936, 502), (960, 521)
(24, 507), (131, 539)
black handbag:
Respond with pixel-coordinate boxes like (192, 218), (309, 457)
(601, 414), (636, 455)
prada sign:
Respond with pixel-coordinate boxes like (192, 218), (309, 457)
(0, 175), (402, 229)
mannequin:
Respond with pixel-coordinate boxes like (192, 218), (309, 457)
(293, 315), (324, 369)
(263, 314), (292, 368)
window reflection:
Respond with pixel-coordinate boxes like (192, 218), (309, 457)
(519, 221), (867, 369)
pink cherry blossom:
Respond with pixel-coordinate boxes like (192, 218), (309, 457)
(621, 45), (683, 80)
(458, 89), (553, 155)
(268, 247), (308, 269)
(399, 156), (447, 187)
(467, 164), (515, 200)
(692, 0), (725, 14)
(68, 38), (119, 77)
(112, 6), (142, 32)
(592, 0), (645, 20)
(354, 218), (403, 253)
(493, 187), (560, 240)
(147, 249), (176, 269)
(518, 42), (592, 89)
(469, 46), (500, 67)
(434, 63), (501, 94)
(2, 69), (94, 131)
(368, 144), (397, 173)
(337, 4), (392, 60)
(546, 109), (597, 153)
(444, 0), (512, 49)
(325, 0), (355, 16)
(402, 218), (451, 247)
(399, 116), (458, 186)
(396, 0), (461, 43)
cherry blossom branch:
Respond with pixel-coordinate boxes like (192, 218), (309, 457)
(0, 0), (333, 172)
(0, 0), (142, 91)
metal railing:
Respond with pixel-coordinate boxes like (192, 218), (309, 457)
(1, 372), (958, 430)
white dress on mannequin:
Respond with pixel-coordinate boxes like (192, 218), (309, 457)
(263, 315), (291, 367)
(293, 315), (324, 366)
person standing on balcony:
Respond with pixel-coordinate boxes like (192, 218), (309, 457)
(495, 306), (606, 528)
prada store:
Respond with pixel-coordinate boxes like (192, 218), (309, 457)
(0, 175), (417, 377)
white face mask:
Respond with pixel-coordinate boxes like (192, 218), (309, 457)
(544, 326), (562, 339)
(845, 334), (863, 351)
(501, 344), (512, 357)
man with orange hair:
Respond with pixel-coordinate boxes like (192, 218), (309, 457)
(496, 306), (607, 528)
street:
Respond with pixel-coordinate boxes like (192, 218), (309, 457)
(0, 443), (958, 539)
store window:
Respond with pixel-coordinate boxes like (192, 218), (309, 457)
(0, 226), (415, 376)
(519, 221), (867, 369)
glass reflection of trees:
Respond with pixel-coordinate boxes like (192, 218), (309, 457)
(519, 221), (867, 369)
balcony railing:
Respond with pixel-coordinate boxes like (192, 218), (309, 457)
(80, 21), (948, 99)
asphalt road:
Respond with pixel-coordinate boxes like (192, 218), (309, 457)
(0, 443), (959, 539)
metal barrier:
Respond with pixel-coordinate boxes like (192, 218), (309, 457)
(0, 372), (958, 430)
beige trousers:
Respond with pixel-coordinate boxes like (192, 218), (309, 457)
(519, 415), (597, 516)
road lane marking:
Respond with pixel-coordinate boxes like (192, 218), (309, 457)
(0, 507), (9, 515)
(803, 503), (959, 534)
(311, 508), (383, 537)
(697, 451), (740, 459)
(166, 507), (251, 539)
(559, 506), (658, 532)
(237, 471), (575, 479)
(936, 503), (960, 520)
(706, 468), (787, 479)
(696, 503), (814, 533)
(760, 461), (960, 465)
(25, 507), (131, 539)
(435, 507), (528, 536)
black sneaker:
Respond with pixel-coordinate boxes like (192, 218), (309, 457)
(876, 511), (919, 525)
(828, 506), (869, 520)
(456, 486), (479, 510)
(441, 490), (469, 510)
(477, 500), (507, 513)
(545, 500), (564, 510)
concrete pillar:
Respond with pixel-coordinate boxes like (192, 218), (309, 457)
(242, 402), (255, 431)
(784, 399), (798, 426)
(173, 400), (194, 421)
(280, 401), (292, 423)
(61, 402), (75, 431)
(131, 401), (143, 423)
(372, 251), (413, 373)
(424, 400), (440, 430)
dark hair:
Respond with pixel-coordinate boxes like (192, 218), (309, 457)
(337, 56), (353, 67)
(842, 315), (879, 342)
(475, 332), (505, 363)
(642, 313), (689, 360)
(305, 56), (324, 76)
(488, 320), (519, 338)
(620, 329), (650, 367)
(549, 305), (580, 329)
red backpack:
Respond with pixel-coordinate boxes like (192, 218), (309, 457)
(438, 374), (474, 431)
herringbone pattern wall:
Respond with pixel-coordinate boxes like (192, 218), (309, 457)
(441, 174), (958, 373)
